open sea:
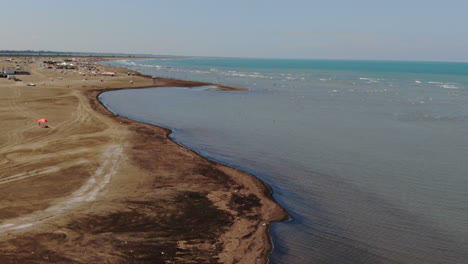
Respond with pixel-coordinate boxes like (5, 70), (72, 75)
(99, 58), (468, 264)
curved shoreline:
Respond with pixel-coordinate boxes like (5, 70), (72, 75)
(0, 56), (286, 263)
(88, 66), (288, 263)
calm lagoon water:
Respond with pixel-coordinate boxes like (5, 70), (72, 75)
(100, 58), (468, 263)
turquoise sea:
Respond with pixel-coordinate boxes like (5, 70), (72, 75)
(100, 58), (468, 263)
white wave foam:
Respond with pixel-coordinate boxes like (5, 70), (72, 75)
(188, 70), (211, 74)
(441, 84), (459, 89)
(221, 70), (269, 79)
(116, 60), (137, 66)
(140, 64), (162, 68)
(359, 77), (380, 83)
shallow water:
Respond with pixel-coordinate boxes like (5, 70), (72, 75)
(100, 58), (468, 263)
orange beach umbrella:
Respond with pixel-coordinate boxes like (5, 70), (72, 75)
(38, 118), (48, 123)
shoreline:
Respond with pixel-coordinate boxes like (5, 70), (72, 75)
(88, 62), (288, 263)
(0, 56), (287, 263)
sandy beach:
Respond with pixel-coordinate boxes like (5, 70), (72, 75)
(0, 56), (286, 263)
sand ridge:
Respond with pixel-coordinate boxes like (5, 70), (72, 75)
(0, 56), (286, 263)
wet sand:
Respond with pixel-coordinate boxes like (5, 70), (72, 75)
(0, 56), (286, 263)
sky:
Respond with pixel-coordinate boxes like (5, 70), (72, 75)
(1, 0), (468, 62)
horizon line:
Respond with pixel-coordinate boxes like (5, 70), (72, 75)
(1, 50), (467, 64)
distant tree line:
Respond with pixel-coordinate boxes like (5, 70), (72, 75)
(0, 50), (160, 57)
(0, 50), (65, 54)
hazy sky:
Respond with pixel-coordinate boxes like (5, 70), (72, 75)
(1, 0), (467, 61)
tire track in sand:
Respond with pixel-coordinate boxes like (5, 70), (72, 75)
(0, 145), (123, 235)
(0, 89), (96, 174)
(1, 86), (34, 148)
(0, 87), (126, 235)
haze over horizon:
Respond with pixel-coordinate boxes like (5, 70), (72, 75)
(1, 0), (467, 62)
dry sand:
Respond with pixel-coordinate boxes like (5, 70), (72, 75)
(0, 56), (287, 263)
